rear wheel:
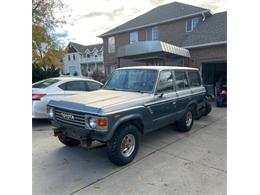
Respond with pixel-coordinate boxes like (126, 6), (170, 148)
(176, 108), (194, 132)
(203, 102), (212, 116)
(58, 135), (80, 147)
(107, 124), (140, 166)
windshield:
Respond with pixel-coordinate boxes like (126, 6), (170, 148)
(32, 78), (60, 88)
(104, 69), (158, 93)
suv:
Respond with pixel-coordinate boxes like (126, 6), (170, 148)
(48, 66), (211, 165)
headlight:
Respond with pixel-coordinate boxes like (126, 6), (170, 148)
(88, 117), (97, 129)
(48, 107), (54, 119)
(86, 116), (108, 131)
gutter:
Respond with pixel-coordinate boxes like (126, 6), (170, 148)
(98, 10), (211, 38)
(183, 41), (227, 49)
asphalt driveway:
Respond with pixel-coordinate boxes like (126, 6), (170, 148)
(32, 106), (226, 195)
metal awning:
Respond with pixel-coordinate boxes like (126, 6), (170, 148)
(117, 41), (190, 61)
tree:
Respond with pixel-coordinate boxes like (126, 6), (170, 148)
(32, 0), (66, 30)
(32, 0), (67, 82)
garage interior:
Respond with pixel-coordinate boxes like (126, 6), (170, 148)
(202, 62), (227, 96)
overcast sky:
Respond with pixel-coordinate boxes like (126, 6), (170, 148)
(53, 0), (227, 47)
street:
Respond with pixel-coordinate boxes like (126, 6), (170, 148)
(32, 106), (226, 195)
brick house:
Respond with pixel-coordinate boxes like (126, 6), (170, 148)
(98, 2), (227, 91)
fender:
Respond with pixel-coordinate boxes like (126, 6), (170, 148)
(105, 113), (144, 141)
(186, 100), (198, 112)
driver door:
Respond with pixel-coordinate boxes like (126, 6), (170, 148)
(147, 70), (178, 127)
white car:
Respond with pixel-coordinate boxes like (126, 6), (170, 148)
(32, 77), (103, 119)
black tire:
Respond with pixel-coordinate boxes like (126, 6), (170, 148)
(58, 135), (80, 147)
(203, 102), (212, 116)
(176, 107), (194, 132)
(107, 124), (140, 166)
(216, 97), (223, 107)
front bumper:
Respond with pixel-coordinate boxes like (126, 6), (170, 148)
(51, 120), (109, 142)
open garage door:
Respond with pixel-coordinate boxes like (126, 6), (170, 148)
(202, 62), (227, 96)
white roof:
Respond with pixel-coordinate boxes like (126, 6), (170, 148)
(117, 66), (198, 71)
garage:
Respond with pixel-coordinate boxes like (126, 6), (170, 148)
(201, 62), (227, 97)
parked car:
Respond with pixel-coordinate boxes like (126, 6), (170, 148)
(47, 66), (211, 165)
(32, 77), (103, 119)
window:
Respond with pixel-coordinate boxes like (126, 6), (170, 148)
(108, 36), (115, 53)
(87, 81), (101, 91)
(68, 55), (71, 61)
(186, 17), (199, 32)
(73, 54), (75, 60)
(175, 71), (189, 90)
(157, 71), (174, 93)
(130, 31), (138, 44)
(147, 26), (159, 41)
(104, 69), (157, 92)
(33, 79), (59, 88)
(188, 71), (201, 87)
(61, 81), (87, 91)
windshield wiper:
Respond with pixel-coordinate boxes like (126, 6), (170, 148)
(128, 89), (144, 93)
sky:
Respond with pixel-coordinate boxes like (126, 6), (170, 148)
(53, 0), (227, 47)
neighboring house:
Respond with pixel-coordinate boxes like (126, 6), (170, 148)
(63, 42), (104, 77)
(98, 1), (227, 92)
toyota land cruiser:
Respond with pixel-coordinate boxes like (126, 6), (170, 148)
(48, 66), (211, 165)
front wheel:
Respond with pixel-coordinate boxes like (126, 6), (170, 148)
(107, 124), (140, 166)
(176, 108), (194, 132)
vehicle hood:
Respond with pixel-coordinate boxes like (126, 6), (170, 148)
(48, 89), (153, 115)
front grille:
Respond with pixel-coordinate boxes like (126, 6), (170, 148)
(54, 108), (86, 128)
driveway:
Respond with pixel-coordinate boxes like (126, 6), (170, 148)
(32, 106), (226, 195)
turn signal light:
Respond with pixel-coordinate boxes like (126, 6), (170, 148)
(98, 118), (107, 127)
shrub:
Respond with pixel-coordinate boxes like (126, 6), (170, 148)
(92, 69), (106, 83)
(32, 64), (60, 83)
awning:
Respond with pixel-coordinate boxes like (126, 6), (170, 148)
(117, 41), (190, 61)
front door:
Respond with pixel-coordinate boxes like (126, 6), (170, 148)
(146, 70), (178, 128)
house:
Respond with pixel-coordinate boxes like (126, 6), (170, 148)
(98, 1), (227, 92)
(63, 42), (104, 76)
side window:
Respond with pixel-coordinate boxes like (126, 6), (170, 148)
(188, 71), (201, 87)
(65, 81), (87, 91)
(175, 71), (189, 90)
(157, 71), (174, 93)
(86, 81), (101, 91)
(108, 36), (115, 53)
(58, 83), (66, 90)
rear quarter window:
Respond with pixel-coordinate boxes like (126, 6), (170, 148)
(87, 81), (101, 91)
(175, 71), (189, 90)
(32, 79), (59, 88)
(188, 71), (201, 87)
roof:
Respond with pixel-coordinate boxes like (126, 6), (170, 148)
(68, 42), (103, 53)
(117, 41), (190, 59)
(182, 11), (227, 48)
(99, 2), (210, 37)
(118, 66), (198, 71)
(53, 76), (103, 84)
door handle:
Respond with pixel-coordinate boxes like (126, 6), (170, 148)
(172, 101), (176, 105)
